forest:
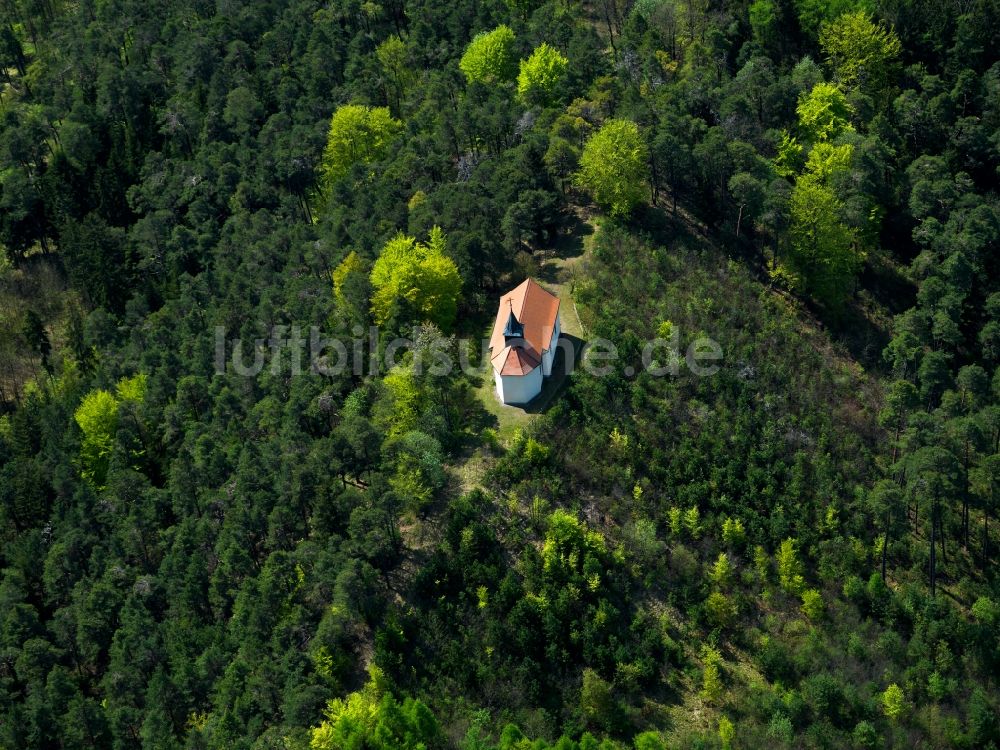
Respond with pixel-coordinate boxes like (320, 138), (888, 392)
(1, 0), (1000, 747)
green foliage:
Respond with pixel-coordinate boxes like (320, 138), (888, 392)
(370, 227), (462, 329)
(777, 538), (805, 594)
(116, 372), (148, 403)
(701, 662), (724, 704)
(683, 506), (701, 538)
(73, 374), (147, 489)
(753, 545), (771, 584)
(799, 588), (824, 620)
(332, 250), (365, 307)
(517, 43), (569, 106)
(720, 517), (745, 547)
(881, 683), (906, 722)
(774, 131), (804, 177)
(819, 11), (901, 93)
(709, 553), (732, 586)
(704, 591), (737, 628)
(74, 389), (119, 488)
(792, 0), (870, 39)
(576, 119), (649, 217)
(382, 365), (423, 435)
(541, 509), (607, 586)
(503, 0), (542, 20)
(749, 0), (778, 48)
(387, 430), (446, 513)
(667, 507), (682, 535)
(309, 665), (443, 749)
(376, 35), (415, 108)
(851, 720), (877, 748)
(580, 668), (616, 731)
(796, 82), (854, 142)
(3, 0), (1000, 747)
(718, 715), (736, 750)
(634, 732), (667, 750)
(971, 596), (998, 625)
(320, 104), (403, 188)
(786, 174), (861, 305)
(459, 26), (516, 83)
(803, 141), (853, 182)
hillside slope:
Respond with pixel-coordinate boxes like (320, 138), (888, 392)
(1, 0), (999, 748)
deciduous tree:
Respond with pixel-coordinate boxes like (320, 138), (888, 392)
(320, 105), (403, 190)
(819, 11), (901, 94)
(576, 119), (649, 218)
(517, 43), (569, 106)
(370, 227), (462, 330)
(459, 26), (516, 84)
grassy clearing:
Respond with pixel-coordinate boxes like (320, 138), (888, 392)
(470, 209), (598, 440)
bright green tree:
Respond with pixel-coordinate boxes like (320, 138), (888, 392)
(800, 588), (824, 620)
(787, 174), (861, 305)
(709, 553), (732, 586)
(541, 508), (607, 581)
(774, 131), (805, 177)
(719, 715), (736, 750)
(819, 11), (901, 93)
(381, 364), (423, 436)
(796, 82), (854, 142)
(332, 251), (364, 303)
(804, 141), (854, 182)
(881, 683), (906, 722)
(370, 227), (462, 329)
(309, 665), (442, 749)
(320, 104), (402, 188)
(634, 732), (667, 750)
(75, 389), (119, 488)
(721, 517), (746, 547)
(576, 119), (649, 218)
(704, 591), (737, 628)
(701, 662), (723, 703)
(116, 372), (148, 403)
(777, 537), (805, 594)
(683, 505), (701, 538)
(74, 374), (149, 488)
(517, 43), (569, 105)
(459, 25), (516, 83)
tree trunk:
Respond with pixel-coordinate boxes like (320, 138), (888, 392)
(984, 506), (990, 568)
(881, 509), (889, 582)
(929, 496), (937, 598)
(939, 503), (947, 566)
(649, 156), (659, 203)
(962, 439), (971, 550)
(964, 495), (970, 550)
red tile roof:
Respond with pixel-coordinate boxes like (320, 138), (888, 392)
(488, 279), (560, 376)
(491, 345), (542, 376)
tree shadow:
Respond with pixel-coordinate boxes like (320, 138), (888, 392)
(464, 373), (501, 434)
(641, 199), (904, 374)
(516, 333), (585, 415)
(805, 252), (913, 371)
(824, 298), (893, 372)
(551, 210), (594, 261)
(860, 250), (916, 316)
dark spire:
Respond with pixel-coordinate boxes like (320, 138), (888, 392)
(503, 300), (524, 342)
